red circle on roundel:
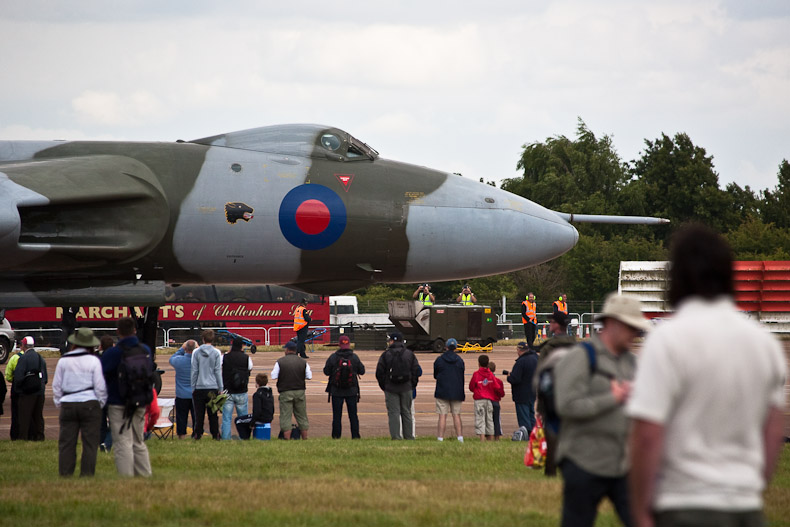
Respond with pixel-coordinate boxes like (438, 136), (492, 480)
(295, 199), (331, 235)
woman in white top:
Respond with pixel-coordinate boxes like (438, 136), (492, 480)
(52, 328), (107, 477)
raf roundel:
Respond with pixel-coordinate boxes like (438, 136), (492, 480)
(279, 184), (347, 250)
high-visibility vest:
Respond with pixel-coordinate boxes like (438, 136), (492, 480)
(522, 301), (537, 324)
(418, 292), (433, 306)
(460, 293), (474, 306)
(293, 305), (308, 331)
(554, 300), (568, 314)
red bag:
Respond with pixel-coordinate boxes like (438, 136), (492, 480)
(524, 416), (547, 468)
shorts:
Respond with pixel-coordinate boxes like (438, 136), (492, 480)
(435, 399), (462, 415)
(473, 399), (494, 436)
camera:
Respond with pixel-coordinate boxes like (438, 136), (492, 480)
(502, 369), (510, 376)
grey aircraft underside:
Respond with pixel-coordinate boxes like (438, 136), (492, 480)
(0, 124), (666, 308)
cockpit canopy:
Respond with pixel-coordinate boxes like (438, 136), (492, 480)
(190, 124), (379, 161)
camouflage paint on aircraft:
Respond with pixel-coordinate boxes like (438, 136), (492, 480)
(0, 124), (666, 307)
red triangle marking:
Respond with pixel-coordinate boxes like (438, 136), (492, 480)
(335, 173), (354, 192)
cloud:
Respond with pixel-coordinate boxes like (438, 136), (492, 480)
(71, 90), (169, 126)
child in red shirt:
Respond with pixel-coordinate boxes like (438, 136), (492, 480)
(469, 354), (500, 441)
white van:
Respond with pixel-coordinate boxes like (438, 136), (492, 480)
(328, 296), (359, 324)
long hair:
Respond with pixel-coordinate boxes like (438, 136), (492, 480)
(668, 223), (733, 307)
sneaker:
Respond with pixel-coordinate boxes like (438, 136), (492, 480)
(99, 443), (106, 453)
(457, 437), (464, 443)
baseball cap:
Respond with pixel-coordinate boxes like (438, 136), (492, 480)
(516, 341), (528, 350)
(547, 312), (568, 326)
(338, 335), (351, 348)
(283, 341), (297, 350)
(446, 338), (458, 349)
(22, 336), (35, 347)
(388, 332), (403, 342)
(595, 293), (650, 332)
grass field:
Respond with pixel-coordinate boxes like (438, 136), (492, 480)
(1, 439), (790, 526)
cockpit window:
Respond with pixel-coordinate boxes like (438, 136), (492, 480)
(347, 143), (364, 158)
(320, 134), (342, 151)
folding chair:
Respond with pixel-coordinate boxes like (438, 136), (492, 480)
(153, 398), (175, 439)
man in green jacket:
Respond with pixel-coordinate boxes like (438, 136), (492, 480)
(554, 293), (649, 527)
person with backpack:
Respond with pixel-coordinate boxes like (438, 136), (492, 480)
(554, 293), (649, 527)
(100, 316), (154, 477)
(13, 335), (48, 441)
(191, 329), (224, 440)
(323, 335), (365, 439)
(433, 338), (464, 443)
(532, 311), (576, 477)
(6, 336), (33, 440)
(375, 332), (420, 440)
(220, 337), (253, 440)
(506, 341), (538, 434)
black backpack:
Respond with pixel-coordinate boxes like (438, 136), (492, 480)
(19, 354), (44, 395)
(228, 366), (250, 393)
(117, 342), (155, 419)
(333, 356), (354, 389)
(537, 342), (597, 432)
(388, 348), (411, 384)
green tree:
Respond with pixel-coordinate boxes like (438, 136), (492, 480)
(629, 132), (731, 237)
(560, 234), (667, 302)
(502, 118), (629, 215)
(725, 182), (760, 224)
(760, 159), (790, 228)
(726, 216), (790, 260)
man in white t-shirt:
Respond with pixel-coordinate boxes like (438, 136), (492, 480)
(627, 224), (787, 527)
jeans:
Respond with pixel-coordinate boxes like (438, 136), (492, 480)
(221, 392), (249, 439)
(492, 401), (502, 437)
(515, 402), (536, 432)
(331, 394), (360, 438)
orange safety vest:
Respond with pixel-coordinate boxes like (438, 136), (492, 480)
(293, 305), (308, 331)
(554, 300), (568, 314)
(522, 301), (537, 324)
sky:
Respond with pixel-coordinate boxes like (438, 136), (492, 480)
(1, 0), (788, 194)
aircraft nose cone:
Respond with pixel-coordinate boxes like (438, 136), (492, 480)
(403, 178), (578, 282)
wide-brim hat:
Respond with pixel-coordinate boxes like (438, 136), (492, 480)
(595, 293), (651, 332)
(67, 327), (100, 348)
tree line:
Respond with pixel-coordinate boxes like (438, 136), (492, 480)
(356, 118), (790, 313)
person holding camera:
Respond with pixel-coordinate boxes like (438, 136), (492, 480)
(456, 285), (476, 306)
(505, 341), (538, 433)
(413, 284), (435, 306)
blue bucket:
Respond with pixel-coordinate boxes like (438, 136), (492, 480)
(253, 423), (271, 440)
